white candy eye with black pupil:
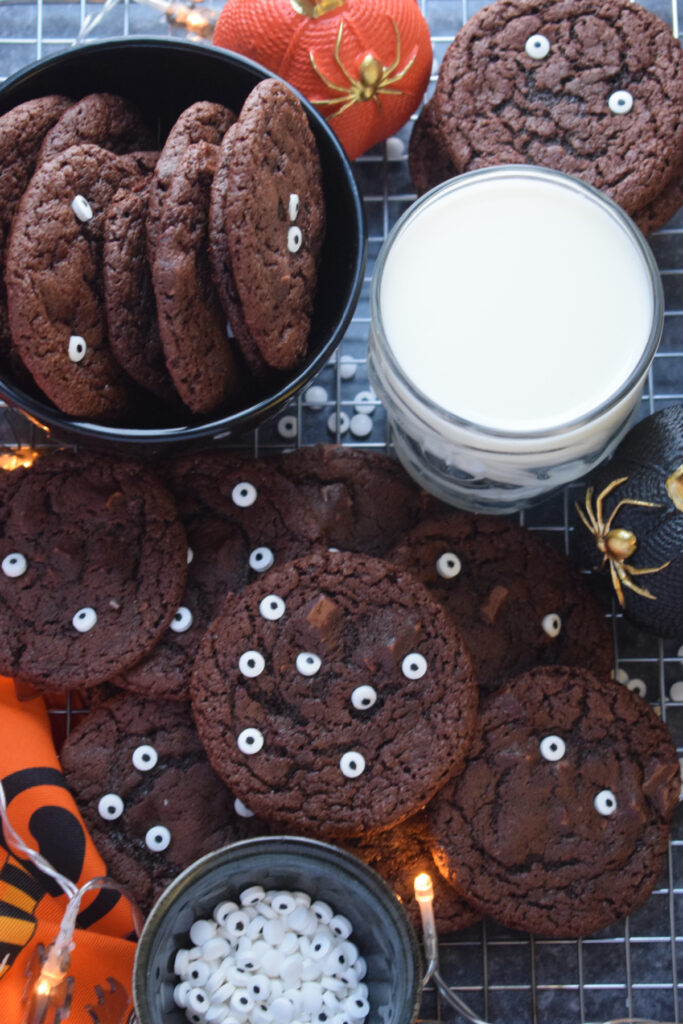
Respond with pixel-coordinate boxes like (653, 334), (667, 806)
(259, 594), (285, 621)
(402, 653), (427, 679)
(525, 33), (550, 59)
(296, 652), (321, 676)
(238, 728), (264, 755)
(288, 226), (303, 253)
(239, 651), (265, 678)
(132, 744), (158, 771)
(351, 685), (377, 710)
(539, 735), (565, 761)
(72, 606), (97, 632)
(68, 335), (87, 363)
(608, 90), (633, 114)
(594, 789), (617, 816)
(249, 546), (274, 572)
(170, 606), (193, 633)
(2, 552), (27, 578)
(232, 481), (257, 507)
(340, 751), (365, 778)
(436, 551), (462, 579)
(145, 825), (171, 851)
(542, 613), (562, 637)
(97, 793), (124, 820)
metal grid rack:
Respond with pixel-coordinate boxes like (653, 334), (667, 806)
(0, 1), (682, 1021)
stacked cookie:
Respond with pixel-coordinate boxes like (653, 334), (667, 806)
(0, 83), (325, 420)
(409, 0), (683, 234)
(3, 446), (678, 936)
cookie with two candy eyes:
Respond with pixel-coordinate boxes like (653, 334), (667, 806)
(428, 665), (681, 938)
(190, 549), (478, 839)
(386, 514), (614, 692)
(431, 0), (683, 215)
(0, 451), (187, 690)
(115, 452), (324, 702)
(209, 78), (325, 377)
(60, 695), (268, 914)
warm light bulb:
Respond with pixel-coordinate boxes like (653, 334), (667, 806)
(35, 978), (52, 997)
(413, 872), (434, 903)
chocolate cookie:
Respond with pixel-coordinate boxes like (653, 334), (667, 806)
(191, 549), (478, 839)
(634, 161), (683, 235)
(38, 92), (154, 166)
(0, 96), (72, 369)
(153, 141), (243, 414)
(408, 100), (456, 196)
(209, 79), (325, 375)
(146, 101), (235, 265)
(61, 695), (267, 913)
(116, 452), (323, 702)
(6, 144), (147, 419)
(428, 666), (681, 937)
(103, 178), (177, 403)
(278, 444), (429, 557)
(347, 811), (481, 934)
(432, 0), (683, 213)
(0, 451), (187, 690)
(387, 514), (614, 692)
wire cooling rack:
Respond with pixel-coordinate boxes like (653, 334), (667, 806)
(1, 1), (682, 1022)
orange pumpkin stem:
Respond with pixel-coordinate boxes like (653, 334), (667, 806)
(290, 0), (346, 18)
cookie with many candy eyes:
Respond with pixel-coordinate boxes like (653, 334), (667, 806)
(431, 0), (683, 214)
(60, 695), (268, 913)
(114, 452), (323, 702)
(278, 444), (430, 557)
(428, 665), (681, 938)
(387, 514), (613, 692)
(209, 78), (325, 377)
(0, 451), (187, 689)
(190, 549), (477, 839)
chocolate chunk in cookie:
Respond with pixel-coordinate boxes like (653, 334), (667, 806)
(191, 549), (477, 839)
(432, 0), (683, 213)
(209, 79), (325, 376)
(6, 143), (148, 419)
(153, 141), (245, 414)
(0, 451), (187, 689)
(428, 666), (681, 937)
(278, 444), (430, 556)
(116, 452), (324, 702)
(387, 513), (614, 691)
(61, 695), (267, 913)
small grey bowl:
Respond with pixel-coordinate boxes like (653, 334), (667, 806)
(133, 836), (423, 1024)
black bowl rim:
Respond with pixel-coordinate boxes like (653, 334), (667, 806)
(132, 834), (423, 1024)
(0, 37), (367, 448)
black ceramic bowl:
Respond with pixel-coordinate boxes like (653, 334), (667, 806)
(133, 836), (423, 1024)
(0, 39), (365, 452)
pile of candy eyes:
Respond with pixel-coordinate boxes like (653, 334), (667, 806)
(173, 886), (369, 1024)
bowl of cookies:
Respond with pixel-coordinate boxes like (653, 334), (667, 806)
(132, 836), (423, 1024)
(0, 38), (365, 451)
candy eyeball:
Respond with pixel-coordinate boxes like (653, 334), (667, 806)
(145, 824), (171, 851)
(608, 90), (633, 114)
(170, 606), (193, 633)
(594, 789), (618, 816)
(132, 744), (158, 771)
(97, 793), (124, 820)
(296, 652), (322, 677)
(525, 34), (550, 59)
(340, 751), (365, 778)
(237, 727), (265, 755)
(68, 335), (87, 363)
(401, 653), (427, 679)
(436, 551), (462, 579)
(259, 594), (286, 621)
(249, 546), (275, 572)
(72, 606), (97, 632)
(239, 650), (266, 678)
(539, 735), (565, 762)
(542, 613), (562, 637)
(232, 481), (258, 508)
(2, 552), (27, 578)
(351, 685), (377, 710)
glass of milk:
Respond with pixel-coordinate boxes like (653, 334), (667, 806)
(368, 166), (663, 513)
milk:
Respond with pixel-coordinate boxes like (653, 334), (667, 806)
(379, 175), (653, 434)
(368, 167), (662, 512)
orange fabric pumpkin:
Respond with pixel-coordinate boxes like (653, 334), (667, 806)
(213, 0), (432, 160)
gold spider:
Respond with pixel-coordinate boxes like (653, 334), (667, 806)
(309, 19), (417, 119)
(575, 477), (670, 608)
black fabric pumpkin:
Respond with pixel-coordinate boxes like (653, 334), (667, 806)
(574, 405), (683, 638)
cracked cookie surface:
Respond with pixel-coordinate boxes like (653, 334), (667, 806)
(433, 0), (683, 212)
(61, 695), (267, 912)
(0, 451), (187, 689)
(191, 549), (477, 839)
(428, 666), (681, 937)
(387, 513), (614, 692)
(37, 92), (154, 166)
